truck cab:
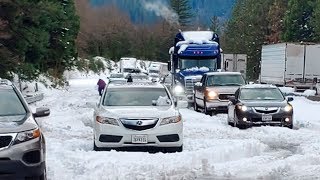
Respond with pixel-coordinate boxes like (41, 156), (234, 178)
(169, 31), (222, 104)
(193, 72), (246, 115)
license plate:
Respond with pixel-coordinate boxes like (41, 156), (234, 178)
(262, 115), (272, 121)
(131, 135), (148, 144)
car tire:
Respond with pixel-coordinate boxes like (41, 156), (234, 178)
(203, 98), (212, 116)
(165, 145), (183, 153)
(193, 95), (200, 112)
(287, 124), (293, 129)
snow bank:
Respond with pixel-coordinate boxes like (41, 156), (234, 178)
(279, 87), (295, 95)
(303, 90), (316, 97)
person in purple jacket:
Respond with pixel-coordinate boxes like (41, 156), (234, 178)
(97, 79), (106, 96)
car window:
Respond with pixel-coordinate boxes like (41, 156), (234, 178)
(239, 88), (285, 101)
(103, 88), (171, 106)
(110, 74), (124, 78)
(207, 75), (245, 86)
(0, 89), (26, 116)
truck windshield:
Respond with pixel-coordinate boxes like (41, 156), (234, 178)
(179, 58), (217, 71)
(207, 74), (245, 86)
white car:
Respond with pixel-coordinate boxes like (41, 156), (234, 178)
(93, 82), (183, 152)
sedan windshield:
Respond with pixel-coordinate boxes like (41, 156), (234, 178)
(103, 88), (171, 106)
(0, 89), (26, 117)
(207, 75), (245, 86)
(179, 58), (217, 71)
(240, 88), (285, 101)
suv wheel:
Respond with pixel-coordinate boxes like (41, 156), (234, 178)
(203, 98), (212, 116)
(193, 95), (200, 112)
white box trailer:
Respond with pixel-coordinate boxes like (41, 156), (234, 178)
(222, 54), (247, 78)
(119, 57), (137, 73)
(260, 43), (320, 91)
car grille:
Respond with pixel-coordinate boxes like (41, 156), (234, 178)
(120, 118), (158, 131)
(122, 124), (157, 131)
(254, 107), (279, 114)
(0, 136), (13, 149)
(219, 94), (233, 100)
(185, 77), (201, 95)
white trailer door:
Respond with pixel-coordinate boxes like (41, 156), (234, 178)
(305, 44), (320, 81)
(236, 54), (247, 78)
(222, 54), (235, 72)
(285, 44), (304, 82)
(261, 43), (286, 85)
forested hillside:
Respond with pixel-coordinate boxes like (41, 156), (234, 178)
(90, 0), (236, 26)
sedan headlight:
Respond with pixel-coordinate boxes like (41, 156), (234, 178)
(96, 116), (119, 126)
(283, 105), (293, 112)
(238, 105), (250, 111)
(160, 115), (181, 125)
(14, 128), (41, 145)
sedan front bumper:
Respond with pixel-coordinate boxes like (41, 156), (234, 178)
(94, 121), (183, 148)
(235, 109), (293, 128)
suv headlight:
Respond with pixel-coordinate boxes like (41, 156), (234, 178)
(283, 105), (293, 112)
(96, 116), (119, 126)
(160, 115), (181, 125)
(14, 128), (41, 145)
(206, 91), (218, 100)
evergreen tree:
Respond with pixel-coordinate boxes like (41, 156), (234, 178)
(282, 0), (315, 42)
(223, 0), (273, 80)
(0, 0), (79, 80)
(311, 0), (320, 41)
(266, 0), (287, 43)
(210, 16), (222, 35)
(169, 0), (194, 27)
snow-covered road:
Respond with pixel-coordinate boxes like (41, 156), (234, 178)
(31, 79), (320, 180)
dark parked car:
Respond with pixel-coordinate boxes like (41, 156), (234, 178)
(227, 84), (293, 129)
(0, 79), (50, 179)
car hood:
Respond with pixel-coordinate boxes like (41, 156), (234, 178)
(207, 86), (240, 94)
(240, 100), (288, 107)
(0, 114), (38, 133)
(97, 106), (178, 119)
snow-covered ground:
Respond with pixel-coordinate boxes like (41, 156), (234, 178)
(30, 78), (320, 180)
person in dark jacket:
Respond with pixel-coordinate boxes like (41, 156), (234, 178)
(97, 79), (106, 96)
(127, 74), (133, 82)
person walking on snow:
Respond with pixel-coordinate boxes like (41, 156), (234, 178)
(127, 74), (133, 83)
(97, 79), (106, 96)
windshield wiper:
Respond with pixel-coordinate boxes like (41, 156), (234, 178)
(224, 83), (244, 86)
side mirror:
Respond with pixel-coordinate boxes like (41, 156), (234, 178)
(287, 97), (294, 102)
(33, 107), (50, 118)
(229, 96), (237, 105)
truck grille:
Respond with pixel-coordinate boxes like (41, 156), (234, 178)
(0, 136), (13, 149)
(219, 94), (233, 100)
(185, 77), (201, 95)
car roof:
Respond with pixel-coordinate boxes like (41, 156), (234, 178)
(205, 72), (242, 76)
(241, 84), (278, 89)
(0, 79), (13, 89)
(107, 82), (165, 89)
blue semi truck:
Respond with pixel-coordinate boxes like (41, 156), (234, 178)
(168, 31), (222, 104)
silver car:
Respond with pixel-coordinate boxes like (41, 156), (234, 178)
(93, 82), (183, 152)
(0, 79), (50, 179)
